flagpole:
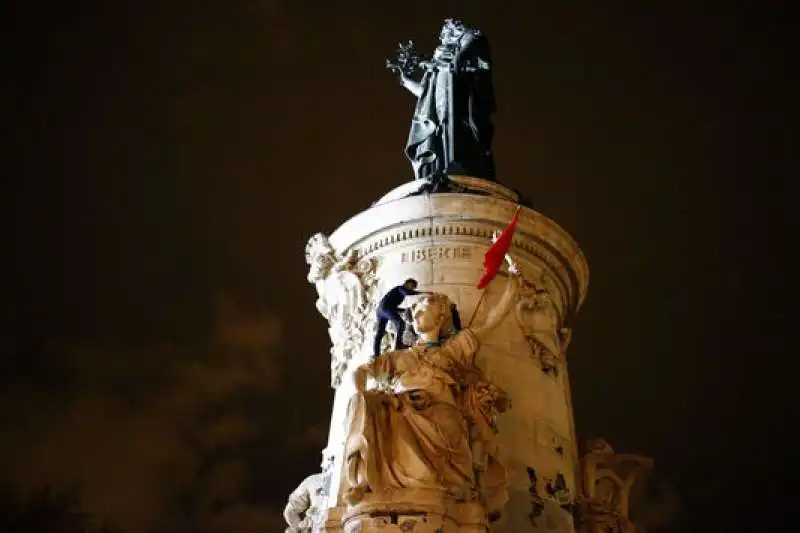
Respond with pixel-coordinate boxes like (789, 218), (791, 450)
(466, 289), (488, 328)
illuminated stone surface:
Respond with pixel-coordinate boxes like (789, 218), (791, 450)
(295, 176), (589, 533)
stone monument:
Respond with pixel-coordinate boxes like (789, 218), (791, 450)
(285, 18), (650, 533)
(574, 439), (653, 533)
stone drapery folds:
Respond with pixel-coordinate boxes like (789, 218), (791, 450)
(305, 233), (379, 388)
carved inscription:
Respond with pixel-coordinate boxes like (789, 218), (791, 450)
(400, 246), (472, 263)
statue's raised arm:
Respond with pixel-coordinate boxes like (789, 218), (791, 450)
(471, 265), (522, 342)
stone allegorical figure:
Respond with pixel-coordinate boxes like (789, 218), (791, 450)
(580, 438), (616, 502)
(344, 265), (520, 517)
(516, 277), (562, 372)
(578, 438), (653, 533)
(304, 233), (380, 387)
(387, 19), (496, 184)
(283, 471), (326, 533)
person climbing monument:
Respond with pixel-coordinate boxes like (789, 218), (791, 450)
(373, 278), (426, 355)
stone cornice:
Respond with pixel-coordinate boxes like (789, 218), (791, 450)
(329, 188), (589, 319)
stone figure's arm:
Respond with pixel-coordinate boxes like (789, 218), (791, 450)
(283, 504), (302, 529)
(283, 482), (310, 528)
(398, 72), (423, 98)
(353, 363), (376, 392)
(471, 271), (521, 342)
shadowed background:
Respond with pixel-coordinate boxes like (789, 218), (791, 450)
(2, 1), (791, 532)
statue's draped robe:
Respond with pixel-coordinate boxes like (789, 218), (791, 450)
(345, 329), (508, 513)
(405, 32), (496, 182)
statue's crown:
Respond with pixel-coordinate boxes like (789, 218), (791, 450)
(442, 18), (480, 36)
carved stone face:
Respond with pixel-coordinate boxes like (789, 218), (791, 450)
(305, 233), (335, 266)
(305, 234), (336, 282)
(411, 295), (449, 334)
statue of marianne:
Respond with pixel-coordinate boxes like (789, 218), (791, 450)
(387, 19), (497, 185)
(343, 268), (521, 516)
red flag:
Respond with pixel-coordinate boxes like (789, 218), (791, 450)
(477, 207), (520, 289)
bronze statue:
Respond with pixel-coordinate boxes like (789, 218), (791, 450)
(387, 19), (496, 185)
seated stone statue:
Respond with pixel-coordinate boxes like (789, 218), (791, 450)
(578, 438), (653, 533)
(283, 471), (326, 533)
(343, 268), (520, 517)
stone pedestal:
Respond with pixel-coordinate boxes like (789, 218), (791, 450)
(306, 177), (589, 533)
(340, 490), (488, 533)
(576, 505), (632, 533)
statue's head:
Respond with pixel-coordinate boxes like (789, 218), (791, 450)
(305, 233), (334, 264)
(440, 18), (471, 45)
(411, 292), (454, 337)
(586, 438), (615, 455)
(305, 233), (336, 281)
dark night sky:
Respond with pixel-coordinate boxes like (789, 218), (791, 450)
(2, 1), (792, 532)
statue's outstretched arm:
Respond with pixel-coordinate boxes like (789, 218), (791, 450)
(398, 73), (423, 98)
(472, 269), (521, 342)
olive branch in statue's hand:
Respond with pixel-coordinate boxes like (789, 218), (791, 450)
(385, 40), (423, 77)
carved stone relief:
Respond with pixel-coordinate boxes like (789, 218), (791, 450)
(343, 507), (446, 533)
(515, 275), (566, 376)
(577, 439), (653, 533)
(284, 472), (327, 533)
(305, 233), (380, 387)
